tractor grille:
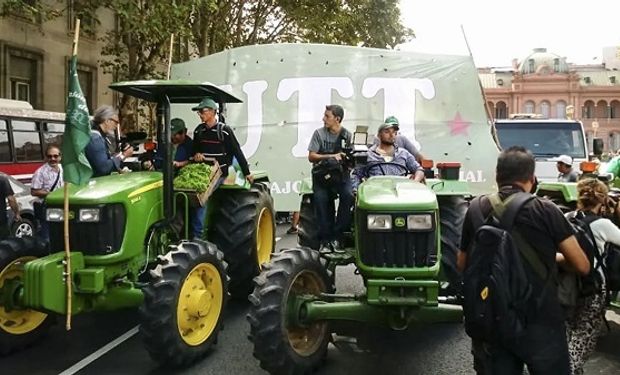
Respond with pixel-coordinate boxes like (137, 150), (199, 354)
(357, 212), (437, 268)
(49, 204), (126, 256)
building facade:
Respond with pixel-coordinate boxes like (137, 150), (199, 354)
(480, 47), (620, 151)
(0, 2), (115, 113)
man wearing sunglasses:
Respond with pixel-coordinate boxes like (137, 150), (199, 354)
(31, 144), (64, 241)
(85, 105), (133, 177)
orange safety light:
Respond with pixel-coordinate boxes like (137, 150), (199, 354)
(144, 140), (157, 151)
(421, 159), (434, 169)
(580, 161), (597, 173)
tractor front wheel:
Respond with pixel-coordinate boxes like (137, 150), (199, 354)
(0, 236), (52, 356)
(210, 183), (275, 298)
(248, 247), (333, 375)
(139, 240), (228, 367)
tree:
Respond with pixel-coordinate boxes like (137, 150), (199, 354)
(190, 0), (413, 56)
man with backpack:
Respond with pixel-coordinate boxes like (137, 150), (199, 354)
(457, 146), (590, 375)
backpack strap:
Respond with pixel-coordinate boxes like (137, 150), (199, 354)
(488, 192), (549, 280)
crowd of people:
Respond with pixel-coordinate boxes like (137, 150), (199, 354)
(14, 99), (620, 374)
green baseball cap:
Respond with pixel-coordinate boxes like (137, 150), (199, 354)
(378, 116), (400, 133)
(191, 97), (218, 111)
(171, 118), (186, 133)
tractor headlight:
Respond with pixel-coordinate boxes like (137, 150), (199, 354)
(46, 208), (64, 222)
(407, 214), (433, 231)
(367, 214), (392, 230)
(79, 208), (100, 222)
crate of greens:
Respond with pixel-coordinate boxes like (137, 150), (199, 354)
(173, 159), (222, 207)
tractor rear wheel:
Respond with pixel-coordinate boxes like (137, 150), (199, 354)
(438, 195), (468, 296)
(0, 236), (52, 356)
(298, 194), (320, 250)
(210, 183), (275, 298)
(248, 247), (333, 375)
(140, 240), (228, 367)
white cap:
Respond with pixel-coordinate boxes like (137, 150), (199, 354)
(551, 154), (573, 165)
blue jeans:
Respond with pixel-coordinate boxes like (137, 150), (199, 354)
(312, 177), (354, 243)
(190, 177), (224, 239)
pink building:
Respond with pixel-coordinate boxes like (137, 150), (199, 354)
(480, 48), (620, 151)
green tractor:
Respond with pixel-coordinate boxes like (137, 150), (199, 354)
(0, 81), (275, 366)
(247, 135), (469, 374)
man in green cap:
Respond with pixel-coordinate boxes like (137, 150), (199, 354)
(372, 116), (425, 163)
(190, 97), (253, 239)
(170, 118), (193, 169)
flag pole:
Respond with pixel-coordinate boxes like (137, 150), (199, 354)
(64, 18), (81, 331)
(167, 34), (174, 80)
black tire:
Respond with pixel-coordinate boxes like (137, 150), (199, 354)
(209, 183), (275, 298)
(298, 194), (320, 250)
(438, 195), (468, 295)
(11, 217), (35, 238)
(0, 236), (52, 356)
(248, 247), (334, 375)
(139, 240), (228, 367)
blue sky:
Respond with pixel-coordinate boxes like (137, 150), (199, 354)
(398, 0), (620, 67)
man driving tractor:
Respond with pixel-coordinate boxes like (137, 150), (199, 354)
(352, 117), (425, 191)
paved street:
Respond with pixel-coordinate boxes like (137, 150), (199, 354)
(3, 225), (620, 374)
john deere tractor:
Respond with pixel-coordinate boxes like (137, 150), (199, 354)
(0, 81), (275, 366)
(247, 132), (468, 374)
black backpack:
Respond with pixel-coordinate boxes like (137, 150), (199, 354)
(604, 242), (620, 292)
(463, 192), (551, 344)
(562, 211), (604, 299)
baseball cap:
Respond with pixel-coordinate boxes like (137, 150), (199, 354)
(191, 97), (218, 111)
(171, 118), (186, 133)
(377, 116), (400, 133)
(551, 154), (573, 165)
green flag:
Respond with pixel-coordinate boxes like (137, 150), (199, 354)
(62, 55), (92, 185)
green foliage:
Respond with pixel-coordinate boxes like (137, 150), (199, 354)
(173, 163), (214, 193)
(0, 0), (63, 24)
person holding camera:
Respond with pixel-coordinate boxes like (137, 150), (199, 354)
(353, 120), (424, 191)
(85, 105), (133, 177)
(308, 104), (353, 253)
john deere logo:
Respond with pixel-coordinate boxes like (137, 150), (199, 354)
(67, 211), (75, 220)
(394, 217), (406, 227)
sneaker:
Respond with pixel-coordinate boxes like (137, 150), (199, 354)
(286, 226), (298, 235)
(331, 240), (345, 254)
(319, 242), (333, 254)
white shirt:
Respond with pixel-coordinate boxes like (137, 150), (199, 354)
(31, 163), (63, 203)
(589, 218), (620, 279)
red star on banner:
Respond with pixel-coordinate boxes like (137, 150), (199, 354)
(448, 112), (471, 136)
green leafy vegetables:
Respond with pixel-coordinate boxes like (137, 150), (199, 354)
(173, 163), (213, 192)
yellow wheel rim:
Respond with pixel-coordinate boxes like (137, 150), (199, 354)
(176, 263), (223, 346)
(286, 270), (328, 356)
(256, 207), (274, 267)
(0, 256), (48, 335)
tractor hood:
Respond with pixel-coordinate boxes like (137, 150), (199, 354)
(357, 176), (438, 211)
(47, 172), (163, 205)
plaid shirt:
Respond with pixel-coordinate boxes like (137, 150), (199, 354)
(352, 145), (421, 189)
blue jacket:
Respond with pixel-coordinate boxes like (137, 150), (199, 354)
(85, 130), (121, 177)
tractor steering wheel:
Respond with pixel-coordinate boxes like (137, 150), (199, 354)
(365, 162), (410, 177)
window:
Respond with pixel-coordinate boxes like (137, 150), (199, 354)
(556, 101), (567, 119)
(0, 120), (11, 162)
(583, 102), (595, 119)
(610, 133), (620, 154)
(540, 101), (550, 118)
(553, 58), (560, 72)
(528, 59), (535, 73)
(43, 122), (64, 147)
(495, 101), (508, 119)
(6, 48), (42, 108)
(12, 120), (42, 162)
(524, 101), (535, 114)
